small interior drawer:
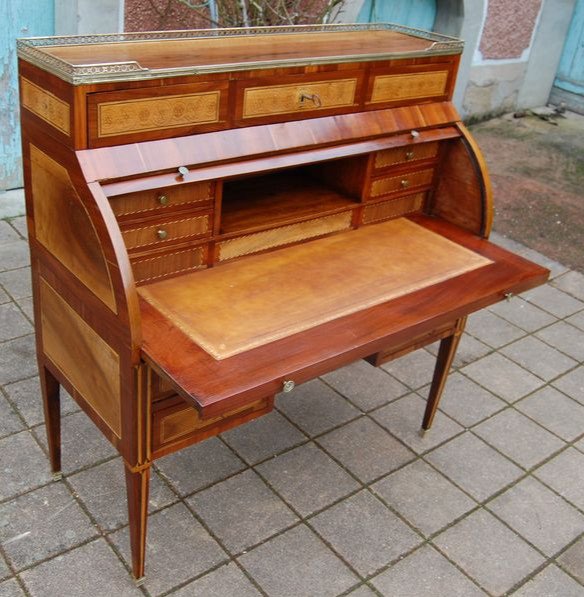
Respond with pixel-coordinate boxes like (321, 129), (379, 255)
(238, 73), (361, 121)
(110, 182), (214, 219)
(369, 168), (434, 199)
(362, 193), (426, 225)
(131, 244), (208, 284)
(374, 142), (439, 170)
(121, 212), (211, 251)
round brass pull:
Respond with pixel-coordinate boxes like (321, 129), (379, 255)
(177, 166), (189, 179)
(410, 130), (420, 139)
(299, 92), (322, 108)
(401, 179), (410, 189)
(156, 229), (168, 240)
(405, 151), (415, 160)
(158, 194), (169, 206)
(282, 380), (295, 393)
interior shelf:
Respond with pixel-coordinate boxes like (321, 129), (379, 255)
(220, 169), (360, 235)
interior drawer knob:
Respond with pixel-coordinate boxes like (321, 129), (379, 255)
(405, 150), (415, 160)
(401, 179), (410, 189)
(410, 129), (420, 139)
(158, 194), (169, 206)
(156, 229), (168, 240)
(282, 380), (296, 393)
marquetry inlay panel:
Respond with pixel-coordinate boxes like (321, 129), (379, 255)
(40, 279), (121, 438)
(217, 211), (352, 261)
(242, 78), (358, 118)
(30, 145), (117, 311)
(20, 78), (70, 135)
(370, 70), (449, 103)
(97, 91), (221, 137)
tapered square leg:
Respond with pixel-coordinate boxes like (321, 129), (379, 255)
(124, 461), (151, 581)
(40, 365), (61, 478)
(422, 316), (467, 431)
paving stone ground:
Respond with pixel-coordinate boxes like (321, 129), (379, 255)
(1, 212), (584, 597)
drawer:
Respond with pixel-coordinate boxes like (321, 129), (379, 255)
(88, 81), (229, 147)
(362, 193), (426, 225)
(238, 72), (361, 121)
(217, 211), (352, 262)
(374, 142), (439, 170)
(367, 67), (451, 107)
(110, 181), (214, 219)
(151, 394), (274, 457)
(131, 244), (208, 284)
(369, 168), (434, 199)
(121, 212), (211, 251)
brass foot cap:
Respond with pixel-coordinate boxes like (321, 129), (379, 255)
(418, 428), (428, 437)
(134, 577), (146, 587)
(52, 472), (63, 481)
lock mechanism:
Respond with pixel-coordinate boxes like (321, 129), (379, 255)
(282, 380), (295, 393)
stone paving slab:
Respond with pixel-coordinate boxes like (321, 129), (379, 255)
(1, 213), (584, 595)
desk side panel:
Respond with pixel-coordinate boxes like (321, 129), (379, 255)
(21, 116), (142, 461)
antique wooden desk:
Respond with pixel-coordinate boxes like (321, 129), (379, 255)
(18, 24), (548, 580)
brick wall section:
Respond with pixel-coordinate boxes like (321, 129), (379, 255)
(125, 0), (332, 31)
(479, 0), (542, 59)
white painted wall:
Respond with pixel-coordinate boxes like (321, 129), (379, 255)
(55, 0), (124, 35)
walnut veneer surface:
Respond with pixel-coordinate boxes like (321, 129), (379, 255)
(18, 24), (549, 581)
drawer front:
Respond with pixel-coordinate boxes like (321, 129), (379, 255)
(362, 193), (426, 225)
(241, 77), (358, 120)
(88, 81), (228, 146)
(374, 142), (439, 170)
(217, 211), (352, 262)
(369, 70), (449, 105)
(110, 182), (214, 218)
(369, 168), (434, 199)
(122, 213), (210, 251)
(131, 245), (207, 284)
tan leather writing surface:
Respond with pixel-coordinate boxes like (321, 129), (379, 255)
(138, 219), (492, 360)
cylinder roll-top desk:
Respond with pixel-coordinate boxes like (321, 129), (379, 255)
(17, 24), (548, 580)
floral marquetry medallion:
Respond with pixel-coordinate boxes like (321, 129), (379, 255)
(97, 91), (221, 137)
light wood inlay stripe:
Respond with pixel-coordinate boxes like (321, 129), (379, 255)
(97, 91), (221, 137)
(370, 71), (449, 103)
(21, 78), (70, 135)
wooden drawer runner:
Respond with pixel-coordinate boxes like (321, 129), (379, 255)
(369, 168), (434, 199)
(131, 245), (208, 284)
(122, 213), (211, 251)
(241, 77), (359, 119)
(362, 193), (426, 225)
(110, 182), (213, 218)
(374, 142), (439, 170)
(369, 70), (449, 105)
(152, 394), (274, 457)
(217, 211), (352, 262)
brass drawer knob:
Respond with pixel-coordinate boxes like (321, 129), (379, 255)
(410, 130), (420, 139)
(156, 229), (168, 240)
(405, 150), (415, 160)
(299, 92), (322, 108)
(401, 179), (410, 189)
(158, 194), (169, 206)
(178, 166), (189, 179)
(282, 380), (295, 393)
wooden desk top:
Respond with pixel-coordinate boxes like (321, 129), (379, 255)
(18, 24), (463, 84)
(139, 216), (548, 418)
